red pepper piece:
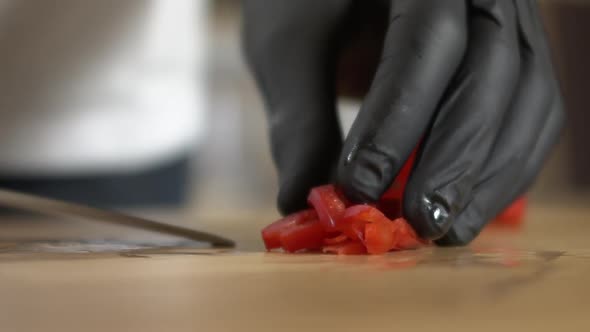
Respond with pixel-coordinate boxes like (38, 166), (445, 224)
(261, 209), (317, 250)
(334, 187), (353, 207)
(322, 241), (367, 255)
(280, 217), (326, 253)
(323, 234), (349, 245)
(364, 221), (396, 254)
(308, 184), (346, 232)
(338, 205), (390, 242)
(391, 218), (424, 249)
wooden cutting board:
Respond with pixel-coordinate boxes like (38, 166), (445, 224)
(0, 203), (589, 332)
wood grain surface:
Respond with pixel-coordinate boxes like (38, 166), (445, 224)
(0, 203), (589, 332)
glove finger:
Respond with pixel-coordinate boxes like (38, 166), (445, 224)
(337, 0), (468, 203)
(403, 0), (521, 239)
(435, 0), (566, 245)
(242, 0), (351, 214)
(476, 0), (564, 197)
(517, 99), (565, 193)
(437, 100), (563, 246)
(501, 0), (566, 195)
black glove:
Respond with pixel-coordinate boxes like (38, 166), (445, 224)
(242, 0), (564, 245)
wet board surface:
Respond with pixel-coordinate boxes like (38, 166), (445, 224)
(0, 203), (589, 332)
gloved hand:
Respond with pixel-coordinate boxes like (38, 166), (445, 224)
(242, 0), (564, 245)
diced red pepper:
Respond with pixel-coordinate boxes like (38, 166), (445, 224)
(334, 187), (353, 207)
(280, 217), (326, 253)
(263, 168), (427, 254)
(364, 220), (396, 254)
(338, 205), (390, 241)
(364, 217), (423, 253)
(323, 234), (349, 245)
(322, 241), (367, 255)
(391, 218), (424, 249)
(308, 184), (346, 232)
(261, 209), (317, 250)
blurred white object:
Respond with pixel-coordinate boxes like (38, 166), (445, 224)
(338, 98), (361, 138)
(0, 0), (208, 175)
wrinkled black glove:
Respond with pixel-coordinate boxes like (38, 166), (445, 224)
(242, 0), (564, 245)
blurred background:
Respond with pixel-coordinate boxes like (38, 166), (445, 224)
(0, 0), (586, 238)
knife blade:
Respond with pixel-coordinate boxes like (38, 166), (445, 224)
(0, 188), (234, 248)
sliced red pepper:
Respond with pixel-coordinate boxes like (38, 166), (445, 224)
(263, 179), (427, 254)
(308, 184), (346, 232)
(334, 187), (353, 207)
(364, 217), (423, 253)
(391, 218), (424, 249)
(261, 209), (317, 250)
(280, 217), (326, 253)
(364, 221), (396, 254)
(322, 241), (367, 255)
(338, 205), (390, 241)
(323, 234), (349, 245)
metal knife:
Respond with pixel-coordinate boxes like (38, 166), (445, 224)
(0, 188), (234, 248)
